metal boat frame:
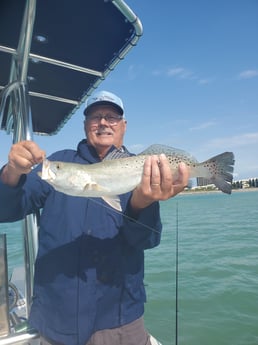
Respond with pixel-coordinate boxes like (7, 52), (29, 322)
(0, 1), (142, 343)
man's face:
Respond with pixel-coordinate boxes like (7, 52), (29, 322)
(84, 105), (127, 158)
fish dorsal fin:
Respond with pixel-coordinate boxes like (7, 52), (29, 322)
(140, 144), (199, 162)
(140, 144), (187, 156)
(104, 147), (132, 161)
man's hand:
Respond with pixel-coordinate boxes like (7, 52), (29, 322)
(130, 154), (189, 212)
(0, 140), (45, 187)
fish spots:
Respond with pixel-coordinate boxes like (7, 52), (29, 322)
(40, 147), (234, 198)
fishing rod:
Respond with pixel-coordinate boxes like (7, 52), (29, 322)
(175, 201), (179, 345)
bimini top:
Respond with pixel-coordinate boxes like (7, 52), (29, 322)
(0, 0), (142, 135)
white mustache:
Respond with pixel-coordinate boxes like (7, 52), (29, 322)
(95, 130), (113, 135)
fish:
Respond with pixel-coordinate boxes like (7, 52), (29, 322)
(38, 144), (235, 211)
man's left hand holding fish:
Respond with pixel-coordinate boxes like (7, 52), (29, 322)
(130, 154), (188, 213)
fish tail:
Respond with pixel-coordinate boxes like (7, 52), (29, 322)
(201, 152), (235, 194)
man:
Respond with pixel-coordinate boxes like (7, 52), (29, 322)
(0, 91), (189, 345)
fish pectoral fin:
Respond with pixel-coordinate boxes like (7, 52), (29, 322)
(102, 196), (122, 212)
(83, 182), (108, 192)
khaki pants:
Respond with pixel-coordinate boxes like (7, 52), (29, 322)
(40, 317), (152, 345)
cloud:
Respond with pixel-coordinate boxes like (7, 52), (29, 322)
(127, 64), (143, 80)
(238, 69), (258, 80)
(167, 66), (213, 85)
(198, 78), (213, 85)
(151, 65), (213, 85)
(190, 121), (217, 131)
(208, 132), (258, 149)
(151, 69), (162, 76)
(167, 67), (194, 80)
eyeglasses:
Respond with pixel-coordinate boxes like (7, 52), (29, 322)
(86, 114), (123, 125)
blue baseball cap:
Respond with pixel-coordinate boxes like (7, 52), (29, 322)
(84, 90), (124, 116)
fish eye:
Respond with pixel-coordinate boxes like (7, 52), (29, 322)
(56, 163), (60, 169)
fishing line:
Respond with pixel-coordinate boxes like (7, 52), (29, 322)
(88, 197), (161, 234)
(89, 197), (180, 344)
(89, 197), (180, 343)
(175, 201), (179, 345)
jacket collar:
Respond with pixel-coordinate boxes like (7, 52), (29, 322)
(77, 139), (130, 163)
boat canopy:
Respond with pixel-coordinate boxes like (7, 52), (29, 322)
(0, 0), (142, 136)
(0, 1), (142, 343)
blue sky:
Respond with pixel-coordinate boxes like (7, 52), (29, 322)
(1, 0), (257, 180)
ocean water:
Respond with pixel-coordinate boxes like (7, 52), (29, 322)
(1, 190), (258, 345)
(144, 190), (258, 345)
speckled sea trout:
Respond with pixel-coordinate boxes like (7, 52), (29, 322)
(39, 144), (235, 211)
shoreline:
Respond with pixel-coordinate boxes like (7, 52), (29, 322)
(181, 187), (258, 195)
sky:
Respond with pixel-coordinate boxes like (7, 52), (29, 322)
(1, 0), (258, 180)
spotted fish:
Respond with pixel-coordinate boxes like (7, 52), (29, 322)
(39, 144), (235, 211)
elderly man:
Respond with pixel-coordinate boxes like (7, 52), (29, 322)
(0, 90), (188, 345)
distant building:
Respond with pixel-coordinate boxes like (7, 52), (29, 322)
(190, 177), (258, 191)
(232, 177), (258, 189)
(196, 177), (211, 187)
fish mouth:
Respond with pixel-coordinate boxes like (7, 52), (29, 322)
(41, 159), (56, 181)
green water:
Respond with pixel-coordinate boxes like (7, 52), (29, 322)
(145, 190), (258, 345)
(1, 191), (258, 345)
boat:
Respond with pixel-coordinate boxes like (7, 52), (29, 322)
(0, 1), (162, 344)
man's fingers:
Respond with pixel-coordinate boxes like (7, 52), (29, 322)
(130, 156), (189, 211)
(21, 140), (46, 164)
(150, 155), (161, 187)
(170, 162), (190, 196)
(8, 140), (45, 173)
(174, 162), (189, 187)
(158, 154), (173, 189)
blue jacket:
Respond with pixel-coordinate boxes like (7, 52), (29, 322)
(0, 140), (162, 345)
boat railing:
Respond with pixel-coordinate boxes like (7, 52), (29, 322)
(0, 1), (39, 343)
(0, 0), (142, 343)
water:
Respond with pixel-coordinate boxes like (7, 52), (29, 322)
(144, 190), (258, 345)
(1, 190), (258, 345)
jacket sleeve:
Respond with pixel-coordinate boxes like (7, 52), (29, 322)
(121, 199), (162, 250)
(0, 165), (50, 223)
